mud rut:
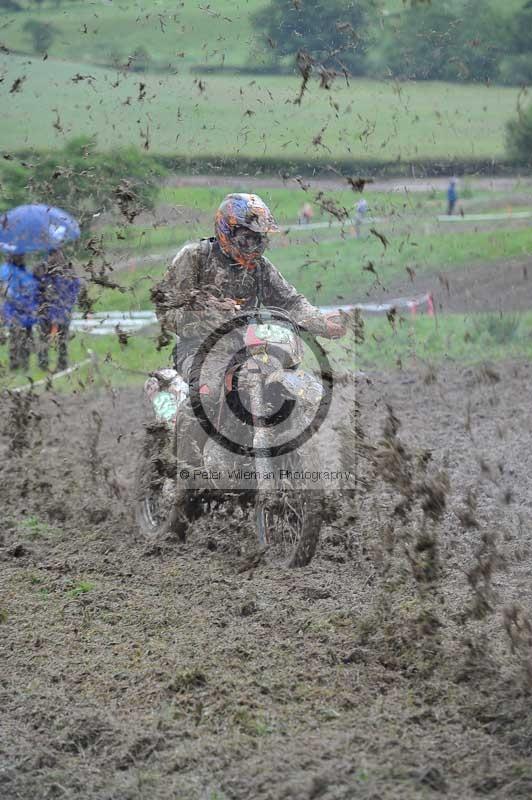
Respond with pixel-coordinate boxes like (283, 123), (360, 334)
(2, 359), (532, 799)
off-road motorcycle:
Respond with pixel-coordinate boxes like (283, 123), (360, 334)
(135, 307), (332, 567)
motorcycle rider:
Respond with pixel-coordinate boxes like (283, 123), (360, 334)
(150, 192), (346, 477)
(152, 192), (345, 383)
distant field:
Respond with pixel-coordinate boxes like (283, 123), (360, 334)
(0, 0), (267, 71)
(0, 0), (523, 73)
(158, 185), (441, 221)
(0, 54), (520, 162)
(268, 227), (532, 306)
(99, 184), (531, 269)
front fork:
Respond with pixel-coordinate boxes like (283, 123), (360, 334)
(246, 371), (278, 548)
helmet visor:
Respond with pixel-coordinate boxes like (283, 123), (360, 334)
(244, 215), (280, 234)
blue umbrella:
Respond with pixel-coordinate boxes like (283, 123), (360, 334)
(0, 204), (80, 255)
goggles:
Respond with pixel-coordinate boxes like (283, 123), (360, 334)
(232, 226), (268, 254)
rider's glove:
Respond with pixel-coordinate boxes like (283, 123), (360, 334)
(324, 312), (347, 340)
(204, 295), (240, 325)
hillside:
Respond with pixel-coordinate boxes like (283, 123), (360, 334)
(0, 0), (525, 74)
(0, 53), (520, 163)
(1, 0), (267, 71)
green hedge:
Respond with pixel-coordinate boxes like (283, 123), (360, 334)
(1, 148), (528, 199)
(154, 154), (526, 179)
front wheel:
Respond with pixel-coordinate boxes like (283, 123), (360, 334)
(255, 448), (324, 567)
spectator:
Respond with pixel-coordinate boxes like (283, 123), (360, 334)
(0, 253), (39, 371)
(298, 202), (314, 225)
(354, 197), (368, 238)
(35, 248), (81, 372)
(447, 177), (458, 216)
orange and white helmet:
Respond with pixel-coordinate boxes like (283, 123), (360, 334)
(215, 193), (279, 270)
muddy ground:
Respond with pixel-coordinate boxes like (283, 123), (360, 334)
(381, 256), (532, 314)
(2, 354), (532, 799)
(163, 175), (532, 196)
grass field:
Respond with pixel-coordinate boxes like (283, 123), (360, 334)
(273, 227), (532, 306)
(89, 224), (532, 312)
(0, 328), (165, 392)
(98, 186), (440, 257)
(330, 310), (532, 370)
(3, 308), (532, 394)
(0, 52), (521, 162)
(96, 176), (532, 267)
(3, 180), (530, 390)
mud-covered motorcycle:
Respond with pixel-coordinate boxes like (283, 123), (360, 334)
(135, 308), (332, 567)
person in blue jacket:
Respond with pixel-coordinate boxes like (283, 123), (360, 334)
(447, 177), (458, 216)
(0, 253), (40, 371)
(35, 248), (81, 372)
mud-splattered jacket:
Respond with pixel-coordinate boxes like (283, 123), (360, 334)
(151, 238), (328, 354)
(0, 261), (39, 328)
(34, 250), (81, 326)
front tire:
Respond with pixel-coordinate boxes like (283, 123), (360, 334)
(255, 447), (323, 567)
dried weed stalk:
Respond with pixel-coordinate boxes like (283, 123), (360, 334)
(503, 604), (532, 689)
(3, 388), (41, 453)
(87, 410), (104, 485)
(465, 529), (506, 620)
(373, 405), (448, 592)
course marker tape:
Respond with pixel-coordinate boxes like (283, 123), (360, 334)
(438, 211), (532, 222)
(321, 292), (434, 316)
(8, 352), (95, 393)
(70, 294), (435, 335)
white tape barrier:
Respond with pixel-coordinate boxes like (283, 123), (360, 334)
(283, 216), (379, 232)
(9, 353), (95, 393)
(322, 292), (434, 315)
(70, 293), (434, 335)
(71, 311), (156, 335)
(438, 211), (532, 222)
(289, 210), (531, 230)
(75, 310), (156, 319)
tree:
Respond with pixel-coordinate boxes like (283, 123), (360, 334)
(251, 0), (371, 75)
(23, 19), (59, 54)
(499, 1), (532, 85)
(0, 0), (23, 11)
(506, 104), (532, 166)
(376, 0), (508, 83)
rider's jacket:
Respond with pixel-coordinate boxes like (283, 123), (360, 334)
(151, 238), (328, 355)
